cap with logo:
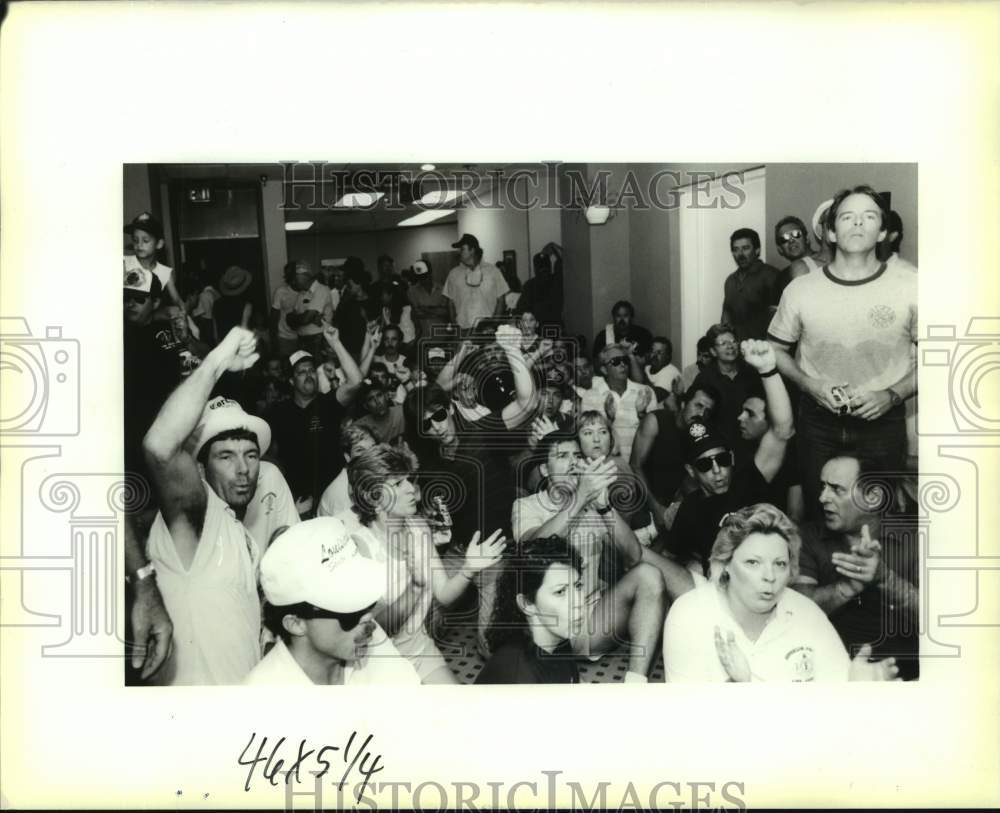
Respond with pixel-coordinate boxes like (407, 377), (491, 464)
(125, 211), (165, 240)
(259, 517), (385, 613)
(451, 233), (481, 251)
(189, 396), (271, 459)
(123, 264), (156, 295)
(288, 350), (314, 371)
(412, 260), (430, 276)
(683, 421), (728, 464)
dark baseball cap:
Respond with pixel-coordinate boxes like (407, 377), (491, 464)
(451, 233), (480, 251)
(125, 211), (164, 240)
(683, 421), (728, 464)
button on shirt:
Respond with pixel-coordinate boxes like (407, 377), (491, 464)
(664, 581), (850, 682)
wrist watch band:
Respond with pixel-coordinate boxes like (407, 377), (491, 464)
(126, 562), (156, 585)
(886, 387), (902, 407)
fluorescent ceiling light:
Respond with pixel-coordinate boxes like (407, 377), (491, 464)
(334, 191), (385, 208)
(419, 189), (464, 206)
(398, 210), (456, 227)
(285, 221), (314, 231)
(420, 163), (436, 171)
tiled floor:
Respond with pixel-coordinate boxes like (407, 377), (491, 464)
(434, 617), (665, 684)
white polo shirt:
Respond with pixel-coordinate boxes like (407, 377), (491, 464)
(664, 581), (850, 683)
(243, 627), (420, 686)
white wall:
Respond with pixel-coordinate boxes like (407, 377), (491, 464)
(457, 180), (531, 282)
(261, 179), (289, 295)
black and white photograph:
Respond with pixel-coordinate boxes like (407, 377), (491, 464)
(3, 3), (998, 810)
(122, 162), (920, 688)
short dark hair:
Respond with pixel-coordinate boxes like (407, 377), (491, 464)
(696, 335), (713, 355)
(730, 227), (761, 250)
(539, 429), (579, 459)
(682, 382), (721, 406)
(887, 210), (904, 252)
(774, 216), (809, 245)
(197, 428), (260, 465)
(611, 300), (635, 318)
(825, 185), (890, 234)
(651, 336), (672, 354)
(382, 323), (403, 341)
(706, 322), (737, 346)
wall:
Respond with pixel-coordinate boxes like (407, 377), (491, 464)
(285, 222), (457, 282)
(559, 164), (593, 343)
(261, 179), (289, 295)
(123, 165), (153, 223)
(764, 163), (918, 266)
(457, 180), (531, 283)
(587, 164), (632, 335)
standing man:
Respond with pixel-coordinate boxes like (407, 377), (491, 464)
(792, 451), (919, 679)
(773, 215), (815, 302)
(407, 260), (449, 340)
(142, 327), (270, 685)
(518, 243), (564, 329)
(721, 227), (781, 341)
(768, 185), (917, 514)
(286, 261), (337, 355)
(271, 260), (303, 358)
(443, 233), (509, 333)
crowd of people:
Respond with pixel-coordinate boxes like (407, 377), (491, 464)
(122, 183), (919, 686)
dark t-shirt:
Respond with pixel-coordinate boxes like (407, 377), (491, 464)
(797, 520), (919, 678)
(722, 260), (781, 341)
(692, 361), (760, 457)
(269, 393), (346, 502)
(124, 322), (181, 483)
(641, 410), (686, 503)
(476, 638), (580, 684)
(592, 323), (653, 359)
(667, 463), (769, 573)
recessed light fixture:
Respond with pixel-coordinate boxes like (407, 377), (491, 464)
(418, 189), (464, 206)
(285, 221), (314, 231)
(398, 210), (456, 227)
(420, 163), (436, 172)
(334, 192), (385, 208)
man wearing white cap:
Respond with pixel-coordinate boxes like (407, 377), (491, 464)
(406, 259), (449, 340)
(246, 518), (420, 685)
(143, 327), (272, 685)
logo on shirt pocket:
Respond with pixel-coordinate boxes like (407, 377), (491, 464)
(868, 304), (896, 329)
(785, 645), (815, 682)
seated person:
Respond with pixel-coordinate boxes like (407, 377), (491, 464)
(254, 356), (291, 418)
(665, 340), (794, 576)
(342, 444), (506, 684)
(509, 432), (694, 681)
(664, 504), (899, 682)
(737, 384), (804, 521)
(354, 377), (407, 444)
(592, 343), (656, 461)
(247, 518), (420, 685)
(477, 536), (585, 684)
(317, 424), (377, 517)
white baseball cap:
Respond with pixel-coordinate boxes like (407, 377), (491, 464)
(812, 198), (834, 241)
(190, 396), (271, 459)
(260, 518), (385, 612)
(412, 260), (429, 276)
(288, 350), (314, 370)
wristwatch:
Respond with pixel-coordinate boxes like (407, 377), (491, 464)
(886, 388), (903, 408)
(126, 562), (156, 586)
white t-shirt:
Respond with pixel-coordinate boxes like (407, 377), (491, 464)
(271, 284), (299, 341)
(147, 482), (261, 685)
(663, 581), (850, 683)
(294, 280), (337, 337)
(242, 461), (300, 551)
(579, 377), (654, 461)
(242, 629), (420, 686)
(124, 254), (172, 290)
(645, 363), (681, 394)
(317, 469), (351, 518)
(767, 263), (917, 394)
(442, 262), (509, 329)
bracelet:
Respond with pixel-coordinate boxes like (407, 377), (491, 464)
(759, 367), (779, 378)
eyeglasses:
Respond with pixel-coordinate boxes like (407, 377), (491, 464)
(692, 451), (733, 472)
(295, 603), (376, 631)
(607, 356), (629, 368)
(422, 408), (449, 432)
(778, 229), (803, 245)
(715, 340), (737, 349)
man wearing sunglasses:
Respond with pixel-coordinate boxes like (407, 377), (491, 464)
(592, 343), (656, 462)
(721, 227), (781, 342)
(246, 518), (420, 685)
(665, 340), (794, 577)
(773, 215), (817, 302)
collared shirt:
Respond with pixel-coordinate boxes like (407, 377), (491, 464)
(664, 581), (850, 682)
(294, 280), (337, 337)
(243, 629), (421, 686)
(722, 259), (781, 340)
(442, 262), (509, 329)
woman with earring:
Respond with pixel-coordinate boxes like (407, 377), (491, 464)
(477, 536), (586, 684)
(663, 503), (900, 682)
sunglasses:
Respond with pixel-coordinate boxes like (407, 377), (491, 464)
(692, 451), (733, 472)
(295, 602), (376, 631)
(123, 291), (150, 305)
(422, 408), (449, 432)
(778, 229), (803, 245)
(607, 356), (629, 368)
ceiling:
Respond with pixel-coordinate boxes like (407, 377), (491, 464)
(154, 162), (542, 234)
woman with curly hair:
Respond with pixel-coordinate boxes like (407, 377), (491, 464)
(342, 443), (506, 684)
(663, 503), (899, 682)
(477, 536), (585, 684)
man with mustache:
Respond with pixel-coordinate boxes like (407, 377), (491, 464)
(721, 227), (781, 341)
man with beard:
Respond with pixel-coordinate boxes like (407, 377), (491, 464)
(142, 327), (271, 685)
(721, 227), (781, 341)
